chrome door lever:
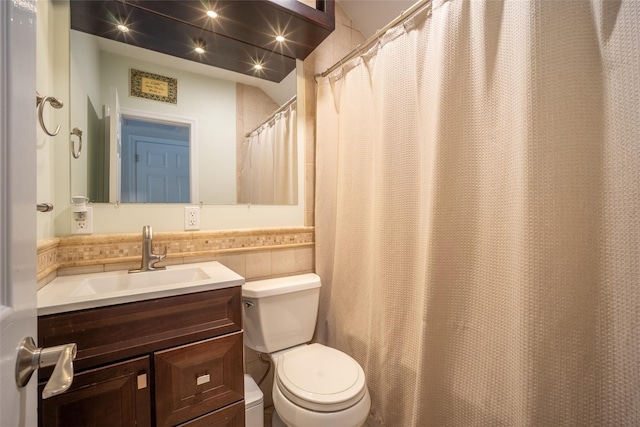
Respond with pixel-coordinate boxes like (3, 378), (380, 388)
(15, 337), (77, 399)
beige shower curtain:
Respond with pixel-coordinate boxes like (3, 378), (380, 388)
(315, 0), (639, 426)
(240, 100), (297, 204)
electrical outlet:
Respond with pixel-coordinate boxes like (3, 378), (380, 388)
(71, 207), (93, 234)
(184, 206), (200, 230)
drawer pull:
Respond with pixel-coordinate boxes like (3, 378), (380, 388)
(137, 373), (147, 389)
(197, 374), (210, 386)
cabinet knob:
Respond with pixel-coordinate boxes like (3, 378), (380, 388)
(137, 373), (148, 389)
(196, 373), (211, 386)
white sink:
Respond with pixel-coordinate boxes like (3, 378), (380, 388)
(38, 261), (244, 315)
(70, 267), (211, 297)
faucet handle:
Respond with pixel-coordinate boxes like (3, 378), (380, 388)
(158, 246), (167, 260)
(151, 246), (168, 269)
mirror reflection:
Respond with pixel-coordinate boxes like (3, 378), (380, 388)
(70, 29), (298, 205)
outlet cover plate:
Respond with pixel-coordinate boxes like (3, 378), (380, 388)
(71, 206), (93, 234)
(184, 206), (200, 230)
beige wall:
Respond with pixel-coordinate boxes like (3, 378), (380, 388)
(37, 0), (69, 240)
(302, 6), (366, 227)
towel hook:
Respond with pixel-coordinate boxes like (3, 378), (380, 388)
(37, 203), (54, 213)
(36, 92), (63, 136)
(70, 127), (83, 159)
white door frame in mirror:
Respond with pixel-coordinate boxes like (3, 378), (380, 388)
(117, 107), (199, 204)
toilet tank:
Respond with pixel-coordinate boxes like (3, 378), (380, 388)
(242, 273), (321, 353)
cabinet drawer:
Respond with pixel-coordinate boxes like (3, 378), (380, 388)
(38, 286), (241, 378)
(155, 331), (244, 427)
(39, 356), (151, 427)
(179, 401), (245, 427)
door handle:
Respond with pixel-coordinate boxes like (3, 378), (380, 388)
(15, 337), (77, 399)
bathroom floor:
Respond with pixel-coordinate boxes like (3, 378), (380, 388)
(263, 407), (374, 427)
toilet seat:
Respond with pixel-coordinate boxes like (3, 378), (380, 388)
(275, 344), (367, 412)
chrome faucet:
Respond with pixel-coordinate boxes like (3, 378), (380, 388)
(129, 225), (167, 273)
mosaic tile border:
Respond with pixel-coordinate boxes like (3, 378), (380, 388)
(38, 227), (315, 286)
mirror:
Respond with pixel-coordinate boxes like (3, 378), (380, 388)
(70, 29), (298, 205)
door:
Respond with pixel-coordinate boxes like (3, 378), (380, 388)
(135, 137), (190, 203)
(0, 0), (38, 426)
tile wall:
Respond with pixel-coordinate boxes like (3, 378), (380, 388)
(37, 227), (314, 288)
(302, 4), (366, 227)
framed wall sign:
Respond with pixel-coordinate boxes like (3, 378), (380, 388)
(130, 69), (178, 104)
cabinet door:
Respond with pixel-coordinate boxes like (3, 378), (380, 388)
(155, 331), (244, 427)
(39, 356), (151, 427)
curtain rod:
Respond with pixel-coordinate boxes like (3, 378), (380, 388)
(245, 95), (297, 137)
(316, 0), (430, 80)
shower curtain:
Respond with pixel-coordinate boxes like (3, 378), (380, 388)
(240, 100), (297, 204)
(315, 0), (639, 426)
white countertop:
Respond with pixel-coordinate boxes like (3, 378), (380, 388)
(38, 261), (245, 316)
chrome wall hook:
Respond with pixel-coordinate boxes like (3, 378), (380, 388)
(36, 92), (63, 136)
(70, 127), (83, 159)
(37, 203), (54, 212)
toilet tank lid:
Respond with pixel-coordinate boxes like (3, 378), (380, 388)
(242, 273), (321, 298)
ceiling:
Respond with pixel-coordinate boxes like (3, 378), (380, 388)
(338, 0), (418, 38)
(70, 0), (335, 83)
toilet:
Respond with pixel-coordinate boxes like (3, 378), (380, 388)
(242, 273), (371, 427)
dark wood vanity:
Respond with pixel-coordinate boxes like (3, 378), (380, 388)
(37, 286), (244, 427)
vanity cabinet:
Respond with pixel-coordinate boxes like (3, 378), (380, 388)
(39, 356), (152, 427)
(37, 286), (244, 427)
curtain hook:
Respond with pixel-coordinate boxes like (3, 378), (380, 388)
(401, 10), (410, 32)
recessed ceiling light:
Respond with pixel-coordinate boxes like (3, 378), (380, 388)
(254, 63), (263, 71)
(206, 10), (218, 18)
(275, 35), (285, 43)
(117, 24), (129, 33)
(193, 38), (206, 54)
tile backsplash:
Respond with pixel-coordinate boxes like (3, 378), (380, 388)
(37, 227), (315, 289)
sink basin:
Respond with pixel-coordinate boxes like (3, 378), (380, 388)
(70, 267), (211, 297)
(38, 261), (245, 315)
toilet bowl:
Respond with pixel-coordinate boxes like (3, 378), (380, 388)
(242, 274), (371, 427)
(271, 344), (371, 427)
